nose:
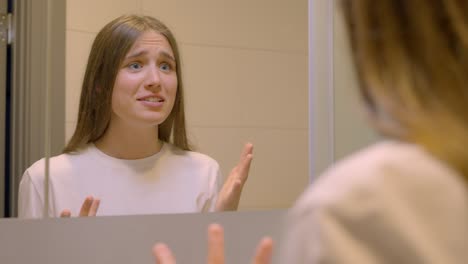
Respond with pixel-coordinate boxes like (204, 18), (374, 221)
(144, 64), (161, 89)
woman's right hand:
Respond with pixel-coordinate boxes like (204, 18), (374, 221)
(59, 195), (100, 217)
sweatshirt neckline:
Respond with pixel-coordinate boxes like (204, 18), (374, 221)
(88, 142), (167, 166)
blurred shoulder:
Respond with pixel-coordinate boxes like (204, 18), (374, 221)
(293, 140), (467, 215)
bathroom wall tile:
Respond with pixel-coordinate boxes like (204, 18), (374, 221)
(67, 0), (142, 32)
(142, 0), (307, 53)
(181, 44), (308, 129)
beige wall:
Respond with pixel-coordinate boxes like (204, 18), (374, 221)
(66, 0), (309, 210)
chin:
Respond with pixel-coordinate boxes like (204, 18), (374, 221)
(139, 116), (169, 127)
(129, 110), (170, 126)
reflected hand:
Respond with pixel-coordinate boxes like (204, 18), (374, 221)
(152, 223), (273, 264)
(215, 143), (253, 211)
(60, 195), (100, 217)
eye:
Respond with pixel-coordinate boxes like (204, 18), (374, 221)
(128, 62), (143, 70)
(160, 62), (173, 72)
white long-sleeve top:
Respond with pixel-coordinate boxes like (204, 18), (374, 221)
(18, 142), (221, 218)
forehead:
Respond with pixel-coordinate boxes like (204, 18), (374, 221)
(127, 30), (174, 55)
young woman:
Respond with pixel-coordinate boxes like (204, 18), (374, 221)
(18, 15), (252, 218)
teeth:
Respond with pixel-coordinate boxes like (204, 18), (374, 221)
(143, 97), (159, 102)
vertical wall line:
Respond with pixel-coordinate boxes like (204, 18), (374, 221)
(309, 0), (335, 182)
(329, 0), (335, 163)
(43, 0), (52, 218)
(308, 0), (314, 183)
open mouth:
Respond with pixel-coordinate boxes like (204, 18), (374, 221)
(139, 97), (164, 103)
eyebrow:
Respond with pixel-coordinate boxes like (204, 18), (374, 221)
(124, 50), (176, 63)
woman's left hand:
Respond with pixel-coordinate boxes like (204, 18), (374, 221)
(215, 143), (253, 211)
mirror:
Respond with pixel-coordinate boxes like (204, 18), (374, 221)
(0, 0), (7, 217)
(7, 0), (313, 219)
(63, 0), (309, 215)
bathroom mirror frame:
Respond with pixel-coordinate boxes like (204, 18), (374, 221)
(5, 0), (65, 217)
(0, 0), (7, 216)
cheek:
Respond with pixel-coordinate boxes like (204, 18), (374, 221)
(112, 74), (139, 101)
(113, 74), (135, 95)
(110, 89), (123, 116)
(166, 76), (178, 99)
(111, 75), (133, 112)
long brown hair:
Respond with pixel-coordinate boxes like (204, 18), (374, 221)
(64, 15), (191, 153)
(341, 0), (468, 180)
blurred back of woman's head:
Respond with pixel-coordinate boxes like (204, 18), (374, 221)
(341, 0), (468, 181)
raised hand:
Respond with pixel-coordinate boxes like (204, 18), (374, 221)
(60, 195), (100, 217)
(152, 223), (273, 264)
(215, 143), (253, 211)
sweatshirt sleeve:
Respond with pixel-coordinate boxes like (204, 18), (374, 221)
(18, 170), (44, 219)
(202, 161), (221, 213)
(280, 198), (384, 264)
(280, 163), (467, 263)
(209, 167), (222, 212)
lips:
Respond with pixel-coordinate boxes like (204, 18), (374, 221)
(137, 95), (165, 103)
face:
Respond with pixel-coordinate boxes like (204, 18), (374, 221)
(110, 30), (178, 128)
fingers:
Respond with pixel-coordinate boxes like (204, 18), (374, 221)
(207, 223), (224, 264)
(60, 196), (100, 218)
(153, 243), (176, 264)
(215, 143), (254, 212)
(252, 237), (274, 264)
(233, 143), (253, 185)
(79, 196), (100, 217)
(89, 198), (100, 216)
(239, 142), (254, 162)
(238, 153), (253, 182)
(60, 209), (71, 218)
(79, 196), (93, 216)
(151, 223), (271, 264)
(228, 143), (253, 181)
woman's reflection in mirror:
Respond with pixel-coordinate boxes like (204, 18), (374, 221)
(18, 15), (253, 218)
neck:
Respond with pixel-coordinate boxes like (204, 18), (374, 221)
(95, 119), (162, 160)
